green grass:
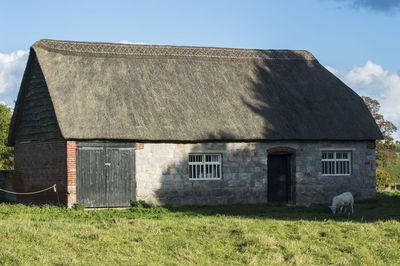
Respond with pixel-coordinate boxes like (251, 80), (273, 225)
(0, 192), (399, 265)
(378, 156), (400, 183)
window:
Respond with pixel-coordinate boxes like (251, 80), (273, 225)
(189, 154), (222, 179)
(322, 151), (351, 175)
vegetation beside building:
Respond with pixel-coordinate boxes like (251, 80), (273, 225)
(362, 96), (397, 167)
(378, 157), (400, 183)
(0, 104), (13, 169)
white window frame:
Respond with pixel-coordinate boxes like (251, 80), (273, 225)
(189, 154), (222, 180)
(322, 151), (351, 176)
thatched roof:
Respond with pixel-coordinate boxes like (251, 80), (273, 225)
(9, 39), (382, 143)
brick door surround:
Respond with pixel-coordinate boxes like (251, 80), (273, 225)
(67, 141), (77, 207)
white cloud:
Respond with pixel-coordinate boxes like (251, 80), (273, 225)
(0, 50), (29, 107)
(326, 61), (400, 140)
(119, 40), (148, 45)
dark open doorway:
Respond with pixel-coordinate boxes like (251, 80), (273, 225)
(267, 154), (292, 203)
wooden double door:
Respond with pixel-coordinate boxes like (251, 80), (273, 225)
(76, 143), (135, 207)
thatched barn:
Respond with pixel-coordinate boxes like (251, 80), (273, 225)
(8, 39), (382, 207)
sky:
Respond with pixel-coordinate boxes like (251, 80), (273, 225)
(0, 0), (399, 139)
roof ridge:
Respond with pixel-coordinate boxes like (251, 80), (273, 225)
(33, 39), (316, 60)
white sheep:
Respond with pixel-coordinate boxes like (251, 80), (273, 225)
(329, 192), (354, 214)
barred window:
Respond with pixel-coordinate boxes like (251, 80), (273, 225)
(322, 151), (351, 175)
(189, 154), (222, 179)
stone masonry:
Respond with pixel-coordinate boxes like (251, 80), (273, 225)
(9, 140), (376, 207)
(135, 141), (376, 206)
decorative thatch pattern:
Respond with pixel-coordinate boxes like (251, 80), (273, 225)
(9, 39), (382, 143)
(34, 39), (316, 60)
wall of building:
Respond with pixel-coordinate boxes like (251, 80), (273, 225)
(135, 141), (376, 206)
(0, 171), (17, 202)
(11, 53), (62, 144)
(13, 140), (67, 205)
(66, 141), (77, 207)
(135, 142), (268, 205)
(10, 140), (376, 207)
(294, 141), (376, 206)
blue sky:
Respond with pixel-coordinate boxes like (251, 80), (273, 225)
(1, 0), (399, 138)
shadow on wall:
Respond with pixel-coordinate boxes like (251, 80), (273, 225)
(151, 51), (322, 207)
(151, 134), (269, 206)
(0, 170), (61, 205)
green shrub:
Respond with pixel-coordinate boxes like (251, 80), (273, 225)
(129, 200), (168, 218)
(72, 202), (85, 211)
(377, 156), (400, 183)
(130, 200), (151, 208)
(376, 169), (391, 188)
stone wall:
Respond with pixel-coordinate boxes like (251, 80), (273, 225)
(135, 141), (376, 206)
(136, 143), (268, 205)
(294, 141), (376, 206)
(13, 140), (67, 205)
(10, 140), (376, 207)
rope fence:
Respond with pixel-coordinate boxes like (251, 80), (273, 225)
(0, 184), (59, 204)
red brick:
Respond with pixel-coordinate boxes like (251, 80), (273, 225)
(136, 143), (144, 150)
(66, 141), (77, 207)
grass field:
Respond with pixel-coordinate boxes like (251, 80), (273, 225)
(378, 156), (400, 183)
(0, 192), (399, 265)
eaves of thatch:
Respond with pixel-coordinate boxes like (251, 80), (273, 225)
(8, 39), (383, 144)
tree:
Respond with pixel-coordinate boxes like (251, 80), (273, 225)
(0, 104), (13, 169)
(362, 96), (398, 167)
